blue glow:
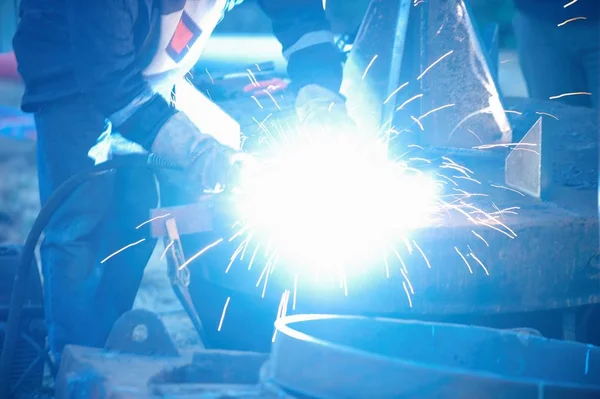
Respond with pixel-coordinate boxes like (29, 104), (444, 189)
(233, 132), (440, 277)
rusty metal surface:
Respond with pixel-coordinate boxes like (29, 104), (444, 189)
(417, 0), (511, 147)
(343, 0), (511, 147)
(342, 0), (413, 135)
(267, 314), (600, 399)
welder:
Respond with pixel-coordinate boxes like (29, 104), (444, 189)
(512, 0), (600, 108)
(12, 0), (349, 363)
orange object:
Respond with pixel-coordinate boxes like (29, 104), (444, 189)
(243, 78), (288, 97)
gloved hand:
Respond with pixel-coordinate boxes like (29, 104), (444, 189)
(295, 84), (356, 134)
(151, 111), (246, 191)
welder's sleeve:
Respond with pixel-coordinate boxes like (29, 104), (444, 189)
(257, 0), (345, 94)
(65, 0), (176, 150)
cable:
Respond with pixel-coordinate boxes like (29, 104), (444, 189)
(0, 153), (179, 398)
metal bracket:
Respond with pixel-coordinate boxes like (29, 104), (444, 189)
(104, 309), (179, 357)
(505, 117), (553, 200)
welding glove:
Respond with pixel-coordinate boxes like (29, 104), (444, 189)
(89, 112), (248, 192)
(151, 111), (251, 192)
(295, 84), (356, 134)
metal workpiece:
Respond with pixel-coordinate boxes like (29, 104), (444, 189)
(343, 0), (511, 148)
(504, 97), (599, 190)
(342, 0), (413, 136)
(149, 183), (599, 318)
(417, 0), (512, 148)
(267, 314), (600, 399)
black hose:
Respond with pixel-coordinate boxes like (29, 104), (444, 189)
(0, 153), (178, 398)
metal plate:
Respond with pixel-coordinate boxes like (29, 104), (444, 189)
(267, 314), (600, 398)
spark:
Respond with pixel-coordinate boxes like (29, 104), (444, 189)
(384, 82), (409, 104)
(391, 246), (408, 274)
(442, 157), (473, 174)
(419, 103), (455, 120)
(247, 245), (261, 270)
(536, 111), (559, 120)
(467, 129), (483, 144)
(408, 157), (432, 164)
(564, 0), (578, 7)
(135, 213), (171, 230)
(557, 16), (587, 27)
(441, 164), (471, 178)
(471, 231), (489, 247)
(516, 148), (540, 155)
(293, 274), (298, 310)
(505, 110), (523, 115)
(251, 96), (263, 109)
(384, 256), (390, 278)
(362, 54), (379, 80)
(474, 142), (537, 150)
(549, 91), (591, 99)
(401, 268), (414, 294)
(413, 241), (431, 269)
(217, 296), (231, 331)
(403, 237), (413, 254)
(411, 115), (424, 130)
(205, 68), (214, 84)
(101, 238), (146, 264)
(261, 263), (271, 298)
(454, 175), (481, 185)
(225, 239), (247, 273)
(402, 282), (413, 307)
(161, 240), (174, 260)
(490, 184), (525, 197)
(396, 94), (423, 110)
(178, 238), (224, 271)
(272, 290), (291, 342)
(417, 50), (453, 80)
(468, 246), (489, 275)
(479, 219), (517, 240)
(455, 247), (473, 274)
(263, 89), (281, 110)
(247, 69), (260, 86)
(436, 172), (458, 186)
(228, 227), (247, 242)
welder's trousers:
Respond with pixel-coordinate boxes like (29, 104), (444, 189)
(35, 94), (277, 363)
(35, 94), (161, 360)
